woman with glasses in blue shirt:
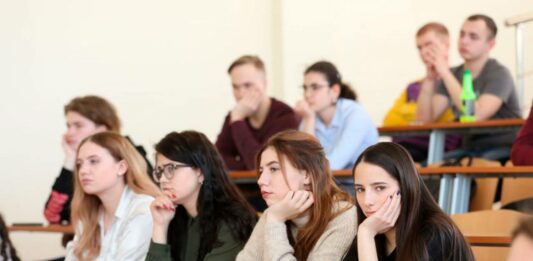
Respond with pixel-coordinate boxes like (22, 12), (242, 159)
(146, 131), (257, 261)
(294, 61), (378, 193)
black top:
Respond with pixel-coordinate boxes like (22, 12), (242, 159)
(343, 229), (453, 261)
(44, 136), (154, 223)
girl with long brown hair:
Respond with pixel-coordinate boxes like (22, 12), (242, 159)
(237, 130), (356, 260)
(347, 142), (473, 260)
(65, 132), (160, 261)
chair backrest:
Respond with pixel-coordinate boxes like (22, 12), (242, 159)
(501, 161), (533, 207)
(452, 209), (529, 236)
(466, 158), (500, 211)
(452, 209), (531, 261)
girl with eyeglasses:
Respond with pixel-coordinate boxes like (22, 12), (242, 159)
(146, 131), (257, 261)
(237, 130), (356, 260)
(65, 132), (161, 260)
(294, 61), (378, 193)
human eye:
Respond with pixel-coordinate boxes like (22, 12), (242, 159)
(355, 187), (364, 193)
(376, 185), (387, 192)
(89, 158), (99, 165)
(163, 164), (175, 174)
(75, 160), (82, 170)
(311, 84), (321, 91)
(269, 166), (280, 173)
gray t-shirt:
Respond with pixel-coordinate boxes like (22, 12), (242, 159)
(436, 58), (521, 149)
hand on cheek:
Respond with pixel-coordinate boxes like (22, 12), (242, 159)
(359, 191), (401, 237)
(266, 190), (314, 223)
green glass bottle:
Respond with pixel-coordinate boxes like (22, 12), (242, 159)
(460, 69), (476, 122)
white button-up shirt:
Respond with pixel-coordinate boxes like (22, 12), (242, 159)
(65, 186), (154, 261)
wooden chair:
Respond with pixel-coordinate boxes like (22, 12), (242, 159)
(465, 158), (500, 211)
(501, 161), (533, 208)
(452, 209), (531, 261)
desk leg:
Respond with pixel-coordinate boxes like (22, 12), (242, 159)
(438, 175), (453, 213)
(450, 174), (471, 214)
(427, 130), (445, 164)
(428, 130), (451, 213)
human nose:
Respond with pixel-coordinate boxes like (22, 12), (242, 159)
(257, 171), (269, 186)
(362, 191), (376, 208)
(78, 162), (88, 176)
(66, 126), (76, 136)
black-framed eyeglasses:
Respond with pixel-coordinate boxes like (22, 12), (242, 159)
(152, 163), (189, 182)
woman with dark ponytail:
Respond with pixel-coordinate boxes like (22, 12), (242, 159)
(0, 213), (20, 261)
(295, 61), (378, 192)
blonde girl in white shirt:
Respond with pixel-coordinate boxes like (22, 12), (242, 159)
(65, 132), (161, 261)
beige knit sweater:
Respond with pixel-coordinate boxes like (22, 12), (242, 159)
(236, 201), (356, 261)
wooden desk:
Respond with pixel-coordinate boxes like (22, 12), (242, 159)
(8, 224), (74, 234)
(231, 166), (533, 215)
(465, 236), (512, 247)
(379, 119), (524, 214)
(230, 170), (353, 180)
(379, 118), (524, 163)
(420, 166), (533, 214)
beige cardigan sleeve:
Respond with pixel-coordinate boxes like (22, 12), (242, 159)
(237, 203), (357, 261)
(236, 209), (268, 260)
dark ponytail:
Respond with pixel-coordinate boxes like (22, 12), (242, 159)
(305, 61), (357, 101)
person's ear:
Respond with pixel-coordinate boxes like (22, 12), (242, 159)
(332, 84), (341, 99)
(117, 160), (128, 176)
(303, 172), (311, 188)
(487, 38), (496, 50)
(196, 169), (205, 185)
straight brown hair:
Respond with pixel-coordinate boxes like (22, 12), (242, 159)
(65, 95), (121, 132)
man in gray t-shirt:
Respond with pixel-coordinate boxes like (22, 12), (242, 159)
(416, 14), (521, 160)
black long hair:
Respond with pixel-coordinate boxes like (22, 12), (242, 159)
(155, 131), (257, 261)
(351, 142), (474, 260)
(0, 214), (20, 261)
(305, 61), (357, 101)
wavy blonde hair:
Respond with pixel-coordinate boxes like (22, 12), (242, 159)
(70, 132), (160, 260)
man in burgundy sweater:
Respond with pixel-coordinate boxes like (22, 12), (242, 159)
(511, 102), (533, 165)
(216, 55), (299, 171)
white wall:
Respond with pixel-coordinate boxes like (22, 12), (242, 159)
(1, 0), (532, 259)
(0, 0), (274, 259)
(281, 0), (533, 121)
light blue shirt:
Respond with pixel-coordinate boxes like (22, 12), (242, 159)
(301, 98), (378, 170)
